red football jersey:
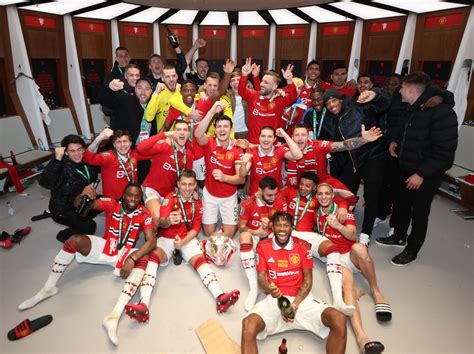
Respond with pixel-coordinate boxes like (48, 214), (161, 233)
(166, 107), (204, 160)
(238, 75), (297, 144)
(256, 236), (313, 296)
(240, 195), (287, 231)
(247, 145), (288, 196)
(286, 139), (333, 187)
(320, 81), (357, 98)
(203, 137), (243, 198)
(97, 198), (153, 256)
(315, 206), (356, 254)
(137, 134), (193, 196)
(159, 192), (203, 239)
(84, 149), (149, 200)
(280, 187), (318, 232)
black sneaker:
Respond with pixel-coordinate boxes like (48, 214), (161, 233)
(375, 234), (406, 247)
(391, 249), (417, 266)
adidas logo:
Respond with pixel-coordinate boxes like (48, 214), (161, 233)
(253, 212), (259, 217)
(268, 257), (275, 263)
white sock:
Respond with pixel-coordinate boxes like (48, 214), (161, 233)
(387, 227), (395, 237)
(18, 249), (75, 310)
(326, 253), (355, 316)
(196, 263), (223, 299)
(240, 248), (258, 311)
(359, 233), (370, 246)
(110, 268), (145, 317)
(139, 260), (159, 307)
(103, 315), (119, 346)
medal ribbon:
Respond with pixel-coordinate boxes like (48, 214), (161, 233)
(118, 206), (135, 250)
(292, 191), (314, 229)
(312, 107), (326, 140)
(316, 202), (337, 237)
(177, 193), (195, 231)
(181, 102), (195, 142)
(74, 165), (91, 184)
(172, 142), (186, 178)
(115, 150), (135, 183)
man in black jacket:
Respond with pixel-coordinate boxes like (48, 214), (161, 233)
(39, 135), (100, 243)
(321, 88), (391, 245)
(376, 72), (458, 265)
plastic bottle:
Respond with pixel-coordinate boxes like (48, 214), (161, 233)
(6, 201), (15, 216)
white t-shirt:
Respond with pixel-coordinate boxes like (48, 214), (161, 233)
(233, 95), (247, 133)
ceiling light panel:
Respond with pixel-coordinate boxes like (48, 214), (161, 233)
(298, 5), (353, 23)
(238, 11), (268, 26)
(21, 0), (105, 16)
(268, 9), (308, 25)
(200, 11), (229, 26)
(372, 0), (469, 14)
(74, 3), (139, 20)
(162, 10), (198, 25)
(330, 2), (405, 20)
(120, 7), (168, 23)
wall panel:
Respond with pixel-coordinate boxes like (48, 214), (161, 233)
(237, 26), (269, 69)
(275, 24), (310, 79)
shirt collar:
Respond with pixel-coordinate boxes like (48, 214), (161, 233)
(256, 195), (272, 207)
(216, 138), (233, 150)
(258, 145), (275, 157)
(272, 235), (294, 250)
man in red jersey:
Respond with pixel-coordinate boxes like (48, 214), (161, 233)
(136, 121), (193, 227)
(314, 183), (389, 354)
(287, 124), (382, 208)
(241, 212), (347, 354)
(239, 126), (302, 196)
(281, 171), (355, 316)
(238, 57), (297, 144)
(238, 176), (287, 311)
(19, 184), (156, 319)
(320, 64), (357, 98)
(195, 101), (244, 237)
(121, 170), (239, 331)
(84, 128), (151, 200)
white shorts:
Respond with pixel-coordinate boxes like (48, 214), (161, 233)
(143, 186), (165, 204)
(291, 231), (329, 258)
(315, 251), (360, 274)
(202, 187), (238, 226)
(193, 157), (206, 181)
(250, 294), (331, 340)
(74, 235), (137, 277)
(156, 237), (203, 266)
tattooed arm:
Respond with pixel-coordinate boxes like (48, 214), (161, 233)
(88, 128), (114, 153)
(292, 268), (313, 311)
(330, 124), (382, 153)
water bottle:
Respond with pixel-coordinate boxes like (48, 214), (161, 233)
(6, 201), (15, 216)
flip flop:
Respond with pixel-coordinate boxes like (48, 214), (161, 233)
(7, 315), (53, 340)
(31, 210), (51, 222)
(375, 303), (392, 322)
(362, 341), (385, 354)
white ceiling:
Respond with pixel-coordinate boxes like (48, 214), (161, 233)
(0, 1), (470, 24)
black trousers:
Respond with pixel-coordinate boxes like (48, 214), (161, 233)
(52, 209), (101, 243)
(394, 173), (442, 255)
(377, 156), (400, 226)
(334, 158), (387, 237)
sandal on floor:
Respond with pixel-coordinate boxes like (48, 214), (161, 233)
(7, 315), (53, 340)
(31, 210), (51, 222)
(362, 341), (385, 354)
(375, 303), (392, 322)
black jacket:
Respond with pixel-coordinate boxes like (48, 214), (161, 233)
(393, 89), (458, 178)
(98, 87), (147, 145)
(39, 157), (99, 215)
(321, 88), (391, 172)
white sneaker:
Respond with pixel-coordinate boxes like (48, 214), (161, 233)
(373, 218), (386, 228)
(387, 227), (395, 237)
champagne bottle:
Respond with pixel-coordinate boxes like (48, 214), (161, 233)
(165, 26), (180, 48)
(172, 201), (183, 265)
(277, 296), (295, 319)
(77, 178), (100, 217)
(278, 338), (288, 354)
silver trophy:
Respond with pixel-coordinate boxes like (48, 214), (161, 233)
(203, 231), (236, 266)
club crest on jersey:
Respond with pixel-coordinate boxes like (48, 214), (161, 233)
(226, 151), (234, 161)
(289, 254), (300, 266)
(268, 102), (275, 110)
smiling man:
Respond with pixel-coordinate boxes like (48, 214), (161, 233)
(241, 211), (347, 354)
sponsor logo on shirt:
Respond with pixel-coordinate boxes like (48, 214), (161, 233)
(277, 259), (288, 268)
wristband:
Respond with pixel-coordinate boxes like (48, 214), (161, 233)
(129, 255), (137, 263)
